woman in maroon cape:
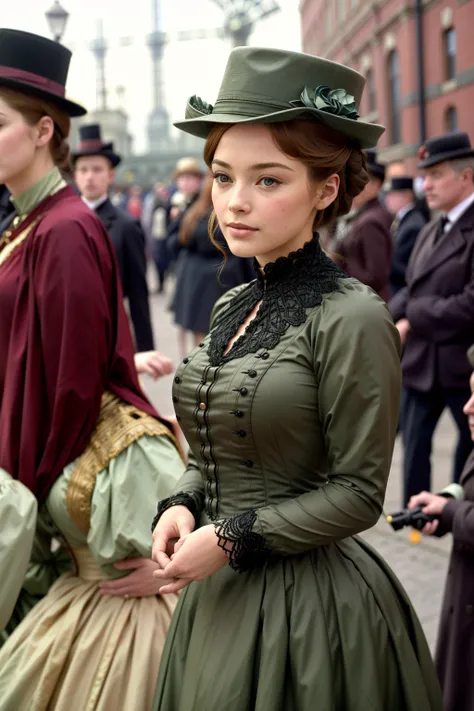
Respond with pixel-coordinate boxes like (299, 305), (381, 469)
(0, 29), (184, 711)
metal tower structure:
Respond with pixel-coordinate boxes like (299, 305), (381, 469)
(147, 0), (170, 153)
(91, 20), (108, 110)
(73, 1), (280, 166)
(212, 0), (280, 47)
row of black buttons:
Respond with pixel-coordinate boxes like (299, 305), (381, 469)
(233, 387), (248, 396)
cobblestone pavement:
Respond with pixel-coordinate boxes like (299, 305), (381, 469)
(143, 280), (457, 653)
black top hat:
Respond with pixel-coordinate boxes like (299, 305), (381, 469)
(417, 131), (474, 169)
(72, 124), (121, 168)
(365, 149), (385, 181)
(0, 29), (86, 117)
(386, 176), (414, 192)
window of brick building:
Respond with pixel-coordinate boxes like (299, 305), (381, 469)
(443, 28), (456, 81)
(445, 106), (458, 132)
(337, 0), (345, 23)
(388, 50), (401, 144)
(325, 0), (334, 38)
(366, 68), (376, 113)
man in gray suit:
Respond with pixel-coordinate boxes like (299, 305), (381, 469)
(390, 132), (474, 504)
(385, 176), (428, 297)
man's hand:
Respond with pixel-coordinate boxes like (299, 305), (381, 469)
(395, 318), (411, 346)
(408, 491), (450, 535)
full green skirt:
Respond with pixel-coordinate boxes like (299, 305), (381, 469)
(153, 536), (442, 711)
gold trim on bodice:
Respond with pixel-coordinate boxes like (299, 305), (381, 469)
(0, 177), (66, 269)
(0, 216), (41, 268)
(66, 391), (181, 533)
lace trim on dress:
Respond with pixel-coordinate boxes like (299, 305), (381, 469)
(151, 491), (202, 532)
(207, 235), (348, 366)
(214, 511), (271, 573)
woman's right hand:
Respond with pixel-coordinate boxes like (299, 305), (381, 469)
(152, 505), (195, 569)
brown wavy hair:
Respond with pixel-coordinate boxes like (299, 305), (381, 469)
(0, 87), (72, 176)
(178, 171), (214, 244)
(203, 120), (368, 254)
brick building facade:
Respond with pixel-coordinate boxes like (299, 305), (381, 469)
(300, 0), (474, 174)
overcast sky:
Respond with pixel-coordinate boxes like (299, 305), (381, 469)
(2, 0), (302, 152)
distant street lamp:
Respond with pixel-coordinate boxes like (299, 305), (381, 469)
(45, 0), (69, 43)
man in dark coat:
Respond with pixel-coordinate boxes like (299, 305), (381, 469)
(385, 176), (428, 296)
(407, 344), (474, 711)
(73, 125), (154, 352)
(390, 131), (474, 504)
(0, 185), (14, 228)
(332, 150), (392, 301)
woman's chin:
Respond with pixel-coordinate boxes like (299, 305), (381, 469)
(225, 236), (259, 260)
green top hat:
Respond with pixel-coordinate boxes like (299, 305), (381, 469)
(174, 47), (384, 150)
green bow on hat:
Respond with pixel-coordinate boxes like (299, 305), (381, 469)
(174, 47), (384, 149)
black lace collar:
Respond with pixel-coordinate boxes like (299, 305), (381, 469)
(207, 235), (349, 366)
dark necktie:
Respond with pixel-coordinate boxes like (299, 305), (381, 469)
(434, 215), (450, 244)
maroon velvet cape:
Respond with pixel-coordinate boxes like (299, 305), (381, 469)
(0, 186), (161, 503)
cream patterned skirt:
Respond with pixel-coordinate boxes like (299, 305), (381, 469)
(0, 548), (177, 711)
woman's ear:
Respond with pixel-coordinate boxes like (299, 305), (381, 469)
(36, 116), (55, 147)
(314, 174), (340, 211)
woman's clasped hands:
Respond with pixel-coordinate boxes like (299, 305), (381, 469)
(152, 505), (229, 594)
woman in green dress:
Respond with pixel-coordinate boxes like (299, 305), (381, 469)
(151, 48), (443, 710)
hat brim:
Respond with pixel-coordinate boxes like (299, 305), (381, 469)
(418, 147), (474, 169)
(72, 148), (121, 168)
(174, 105), (384, 150)
(0, 76), (86, 117)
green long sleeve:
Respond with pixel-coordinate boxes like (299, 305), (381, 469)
(253, 293), (401, 555)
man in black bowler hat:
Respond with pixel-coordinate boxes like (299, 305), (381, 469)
(73, 124), (155, 353)
(390, 131), (474, 504)
(385, 176), (428, 296)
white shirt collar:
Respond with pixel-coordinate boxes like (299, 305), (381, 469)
(396, 203), (415, 222)
(445, 191), (474, 231)
(81, 194), (108, 211)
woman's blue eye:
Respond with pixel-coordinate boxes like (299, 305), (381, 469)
(214, 173), (229, 184)
(261, 177), (278, 187)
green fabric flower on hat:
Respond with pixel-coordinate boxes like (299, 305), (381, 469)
(188, 95), (214, 116)
(291, 85), (359, 121)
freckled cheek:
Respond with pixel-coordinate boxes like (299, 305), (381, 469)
(266, 195), (309, 226)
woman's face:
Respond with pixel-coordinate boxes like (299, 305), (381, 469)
(211, 123), (336, 265)
(0, 98), (39, 188)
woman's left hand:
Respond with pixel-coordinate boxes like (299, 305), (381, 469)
(153, 525), (229, 595)
(99, 557), (175, 598)
(408, 491), (450, 535)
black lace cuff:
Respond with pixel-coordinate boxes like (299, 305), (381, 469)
(214, 510), (271, 573)
(151, 492), (201, 532)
